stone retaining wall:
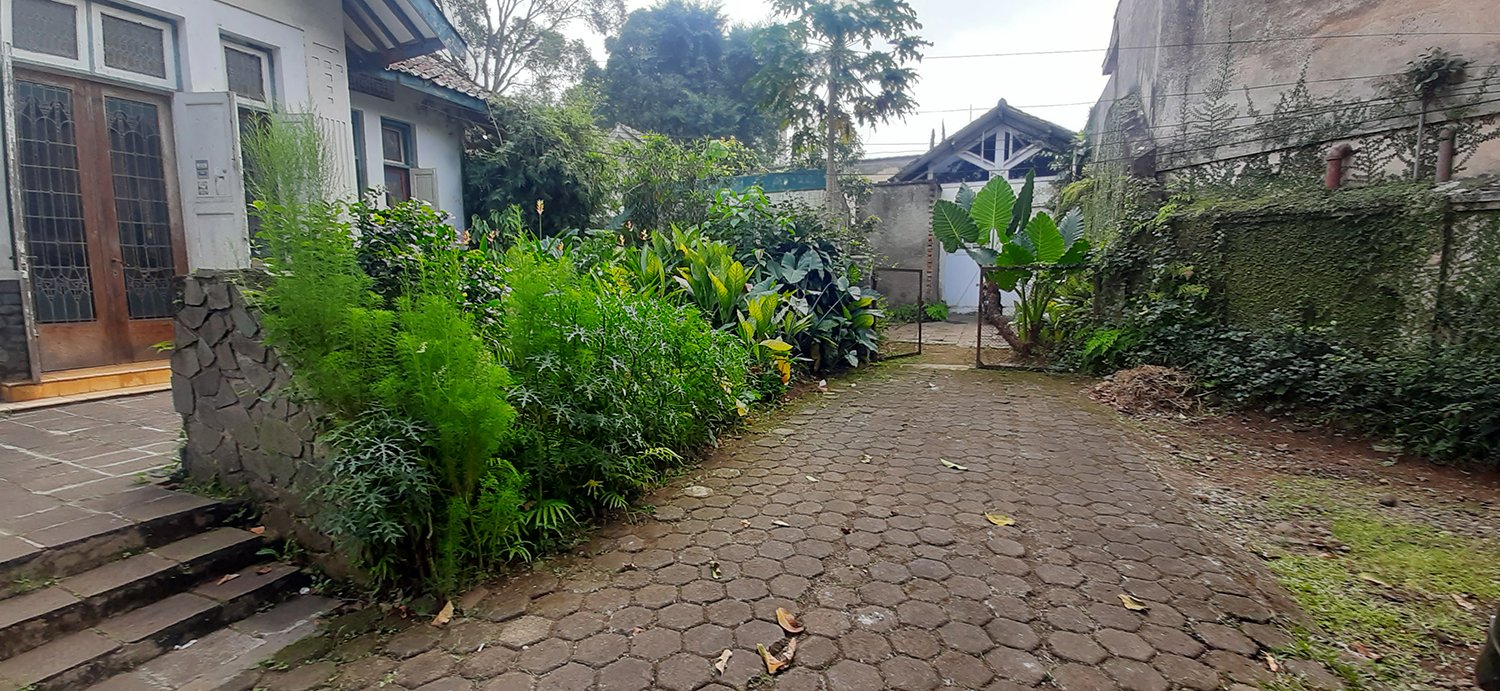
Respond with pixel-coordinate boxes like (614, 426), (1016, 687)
(172, 270), (351, 578)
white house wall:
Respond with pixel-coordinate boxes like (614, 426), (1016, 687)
(349, 91), (468, 225)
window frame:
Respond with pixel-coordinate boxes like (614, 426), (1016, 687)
(351, 109), (368, 193)
(9, 0), (90, 71)
(90, 2), (178, 89)
(379, 118), (414, 204)
(221, 39), (275, 111)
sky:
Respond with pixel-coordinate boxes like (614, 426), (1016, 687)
(576, 0), (1119, 159)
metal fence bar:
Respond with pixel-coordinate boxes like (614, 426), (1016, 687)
(874, 267), (924, 360)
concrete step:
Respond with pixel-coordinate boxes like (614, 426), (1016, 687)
(0, 489), (233, 599)
(0, 563), (306, 691)
(0, 362), (171, 403)
(0, 528), (264, 659)
(87, 595), (340, 691)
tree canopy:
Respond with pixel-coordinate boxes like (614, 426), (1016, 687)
(601, 1), (780, 151)
(440, 0), (625, 100)
(753, 0), (928, 218)
(463, 94), (615, 234)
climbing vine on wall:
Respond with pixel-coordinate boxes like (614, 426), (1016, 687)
(1162, 54), (1500, 193)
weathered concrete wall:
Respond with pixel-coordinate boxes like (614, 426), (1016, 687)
(863, 182), (941, 306)
(1093, 0), (1500, 176)
(172, 271), (350, 578)
(0, 280), (30, 381)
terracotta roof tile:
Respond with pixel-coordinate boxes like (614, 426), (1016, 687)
(387, 55), (487, 101)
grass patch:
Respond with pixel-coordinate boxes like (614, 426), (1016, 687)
(1257, 478), (1500, 686)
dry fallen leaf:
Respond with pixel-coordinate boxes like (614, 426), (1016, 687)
(776, 607), (805, 634)
(1118, 594), (1150, 611)
(714, 649), (733, 674)
(772, 519), (791, 527)
(985, 513), (1016, 527)
(1452, 593), (1478, 611)
(940, 459), (969, 471)
(215, 573), (240, 586)
(758, 638), (798, 674)
(430, 600), (454, 627)
(806, 475), (819, 482)
(740, 519), (752, 528)
(709, 561), (722, 580)
(256, 566), (274, 575)
(248, 526), (266, 535)
(1265, 652), (1280, 672)
(860, 454), (872, 464)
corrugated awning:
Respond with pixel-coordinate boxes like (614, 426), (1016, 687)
(344, 0), (465, 66)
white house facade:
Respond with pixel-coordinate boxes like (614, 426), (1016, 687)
(0, 0), (485, 394)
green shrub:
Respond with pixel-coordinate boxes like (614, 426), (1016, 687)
(887, 302), (948, 324)
(760, 240), (881, 370)
(464, 94), (614, 235)
(355, 201), (507, 333)
(1321, 346), (1500, 461)
(496, 249), (752, 519)
(247, 115), (522, 593)
(1078, 295), (1500, 462)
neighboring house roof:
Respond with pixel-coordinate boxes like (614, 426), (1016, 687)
(344, 0), (466, 65)
(349, 55), (489, 118)
(892, 100), (1075, 183)
(608, 124), (647, 144)
(852, 155), (919, 179)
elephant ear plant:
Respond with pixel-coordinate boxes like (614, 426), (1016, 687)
(931, 172), (1089, 356)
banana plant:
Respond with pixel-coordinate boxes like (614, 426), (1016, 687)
(930, 172), (1089, 355)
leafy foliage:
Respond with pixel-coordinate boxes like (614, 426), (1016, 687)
(614, 135), (756, 233)
(932, 173), (1090, 355)
(1068, 185), (1500, 464)
(601, 1), (780, 150)
(495, 248), (750, 516)
(246, 116), (521, 594)
(464, 94), (615, 235)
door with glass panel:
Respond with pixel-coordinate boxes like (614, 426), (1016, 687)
(13, 70), (186, 371)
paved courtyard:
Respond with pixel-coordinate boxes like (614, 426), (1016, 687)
(0, 393), (191, 567)
(248, 364), (1326, 690)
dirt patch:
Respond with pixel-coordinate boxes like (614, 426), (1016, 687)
(1115, 402), (1500, 689)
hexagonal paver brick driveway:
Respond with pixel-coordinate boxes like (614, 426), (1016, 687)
(262, 366), (1328, 690)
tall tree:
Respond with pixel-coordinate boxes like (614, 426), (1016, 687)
(464, 93), (615, 234)
(440, 0), (625, 98)
(753, 0), (927, 222)
(600, 1), (779, 151)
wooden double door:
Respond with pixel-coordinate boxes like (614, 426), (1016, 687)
(12, 70), (187, 372)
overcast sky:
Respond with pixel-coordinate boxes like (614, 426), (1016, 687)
(577, 0), (1118, 158)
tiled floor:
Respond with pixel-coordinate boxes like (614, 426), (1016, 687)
(0, 392), (184, 563)
(886, 315), (1005, 347)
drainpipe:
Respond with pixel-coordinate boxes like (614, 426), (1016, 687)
(1324, 143), (1355, 190)
(1436, 126), (1457, 183)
